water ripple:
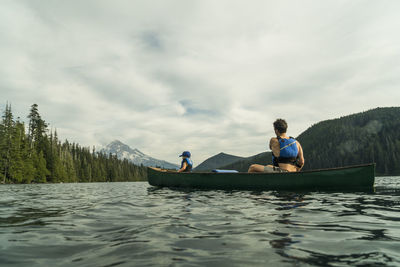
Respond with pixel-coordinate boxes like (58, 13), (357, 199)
(0, 177), (400, 266)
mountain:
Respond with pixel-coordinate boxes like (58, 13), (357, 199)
(194, 152), (245, 171)
(219, 152), (272, 172)
(102, 140), (179, 169)
(219, 107), (400, 176)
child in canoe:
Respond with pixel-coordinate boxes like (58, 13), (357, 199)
(178, 151), (193, 172)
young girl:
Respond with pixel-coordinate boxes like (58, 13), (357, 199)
(178, 151), (193, 172)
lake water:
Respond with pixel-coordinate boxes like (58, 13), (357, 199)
(1, 177), (400, 267)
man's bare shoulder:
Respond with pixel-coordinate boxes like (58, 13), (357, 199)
(270, 137), (279, 143)
(269, 137), (279, 149)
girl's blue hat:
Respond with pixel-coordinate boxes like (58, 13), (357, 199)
(179, 151), (191, 158)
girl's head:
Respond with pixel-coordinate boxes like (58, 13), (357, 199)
(179, 151), (191, 158)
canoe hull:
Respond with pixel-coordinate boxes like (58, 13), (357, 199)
(147, 164), (375, 191)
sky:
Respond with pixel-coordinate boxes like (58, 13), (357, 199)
(1, 0), (400, 165)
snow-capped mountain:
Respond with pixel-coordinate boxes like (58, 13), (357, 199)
(101, 140), (179, 169)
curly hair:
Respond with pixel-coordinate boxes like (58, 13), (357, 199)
(273, 119), (288, 133)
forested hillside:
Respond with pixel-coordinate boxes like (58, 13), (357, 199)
(298, 107), (400, 175)
(222, 107), (400, 175)
(0, 104), (147, 184)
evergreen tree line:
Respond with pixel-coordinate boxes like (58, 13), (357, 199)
(0, 104), (147, 184)
(221, 107), (400, 176)
(297, 107), (400, 175)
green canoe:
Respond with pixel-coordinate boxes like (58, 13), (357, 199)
(147, 163), (375, 191)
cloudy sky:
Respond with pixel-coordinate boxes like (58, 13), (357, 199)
(1, 0), (399, 164)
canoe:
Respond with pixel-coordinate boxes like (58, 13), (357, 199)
(147, 163), (375, 191)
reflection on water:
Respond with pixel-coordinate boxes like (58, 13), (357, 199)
(0, 177), (399, 266)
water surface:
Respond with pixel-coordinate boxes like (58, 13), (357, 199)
(1, 177), (399, 266)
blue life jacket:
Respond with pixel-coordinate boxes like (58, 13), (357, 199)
(272, 137), (299, 167)
(181, 158), (193, 172)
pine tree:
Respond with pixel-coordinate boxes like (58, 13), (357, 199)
(0, 104), (14, 183)
(33, 151), (49, 183)
(15, 120), (35, 183)
(27, 104), (49, 155)
(0, 107), (6, 183)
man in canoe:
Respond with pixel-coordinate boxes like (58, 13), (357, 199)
(248, 119), (305, 173)
(178, 151), (193, 172)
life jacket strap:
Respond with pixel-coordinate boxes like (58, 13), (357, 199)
(280, 141), (297, 151)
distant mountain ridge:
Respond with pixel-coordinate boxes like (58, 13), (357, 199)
(194, 152), (244, 171)
(101, 140), (178, 169)
(220, 151), (272, 172)
(218, 107), (400, 175)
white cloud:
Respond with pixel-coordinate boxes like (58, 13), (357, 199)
(1, 0), (400, 164)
